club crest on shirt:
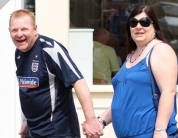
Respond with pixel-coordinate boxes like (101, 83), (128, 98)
(31, 60), (39, 72)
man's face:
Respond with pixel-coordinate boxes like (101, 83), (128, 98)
(9, 16), (37, 52)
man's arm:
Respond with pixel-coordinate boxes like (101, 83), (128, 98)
(73, 78), (103, 136)
(19, 120), (28, 138)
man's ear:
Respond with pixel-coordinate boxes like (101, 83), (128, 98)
(8, 28), (12, 37)
(34, 25), (37, 31)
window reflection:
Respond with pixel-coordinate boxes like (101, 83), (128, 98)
(152, 3), (177, 51)
(157, 2), (178, 54)
(24, 0), (35, 14)
(93, 27), (120, 85)
(70, 0), (178, 85)
(70, 0), (101, 28)
(70, 0), (140, 85)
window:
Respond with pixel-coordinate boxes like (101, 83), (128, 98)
(24, 0), (35, 14)
(160, 2), (178, 17)
(154, 2), (178, 54)
(70, 0), (178, 85)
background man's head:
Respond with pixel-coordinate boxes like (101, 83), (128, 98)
(93, 27), (110, 45)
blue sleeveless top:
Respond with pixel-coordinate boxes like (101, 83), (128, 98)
(111, 53), (177, 138)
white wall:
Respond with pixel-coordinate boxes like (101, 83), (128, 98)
(36, 0), (69, 48)
(0, 0), (22, 138)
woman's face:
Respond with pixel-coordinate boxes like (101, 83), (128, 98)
(130, 12), (155, 44)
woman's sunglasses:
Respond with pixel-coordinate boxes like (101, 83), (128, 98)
(129, 17), (153, 28)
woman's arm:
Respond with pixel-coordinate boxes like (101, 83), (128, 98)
(97, 107), (112, 129)
(151, 43), (177, 137)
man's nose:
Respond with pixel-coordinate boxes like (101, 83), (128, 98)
(16, 30), (23, 36)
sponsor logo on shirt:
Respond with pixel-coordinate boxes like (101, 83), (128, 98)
(31, 60), (39, 72)
(17, 77), (39, 88)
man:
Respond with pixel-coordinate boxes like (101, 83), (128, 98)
(93, 27), (120, 84)
(9, 9), (102, 138)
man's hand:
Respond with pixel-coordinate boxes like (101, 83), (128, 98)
(19, 121), (28, 138)
(82, 117), (103, 138)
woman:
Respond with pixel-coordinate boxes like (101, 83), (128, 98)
(84, 4), (178, 138)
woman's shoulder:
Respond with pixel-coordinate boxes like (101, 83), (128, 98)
(149, 39), (172, 53)
(151, 40), (176, 62)
(153, 40), (174, 53)
(153, 39), (167, 46)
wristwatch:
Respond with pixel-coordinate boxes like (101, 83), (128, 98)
(155, 128), (166, 132)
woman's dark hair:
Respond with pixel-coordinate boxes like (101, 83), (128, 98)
(124, 4), (167, 55)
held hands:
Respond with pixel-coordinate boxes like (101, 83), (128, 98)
(82, 117), (104, 138)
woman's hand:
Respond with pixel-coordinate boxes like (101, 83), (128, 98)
(81, 118), (104, 138)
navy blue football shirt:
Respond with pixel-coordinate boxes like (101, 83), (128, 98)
(15, 35), (83, 137)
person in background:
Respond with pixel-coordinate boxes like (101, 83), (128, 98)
(108, 4), (130, 64)
(84, 4), (178, 138)
(93, 27), (120, 84)
(108, 33), (122, 67)
(9, 9), (102, 138)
